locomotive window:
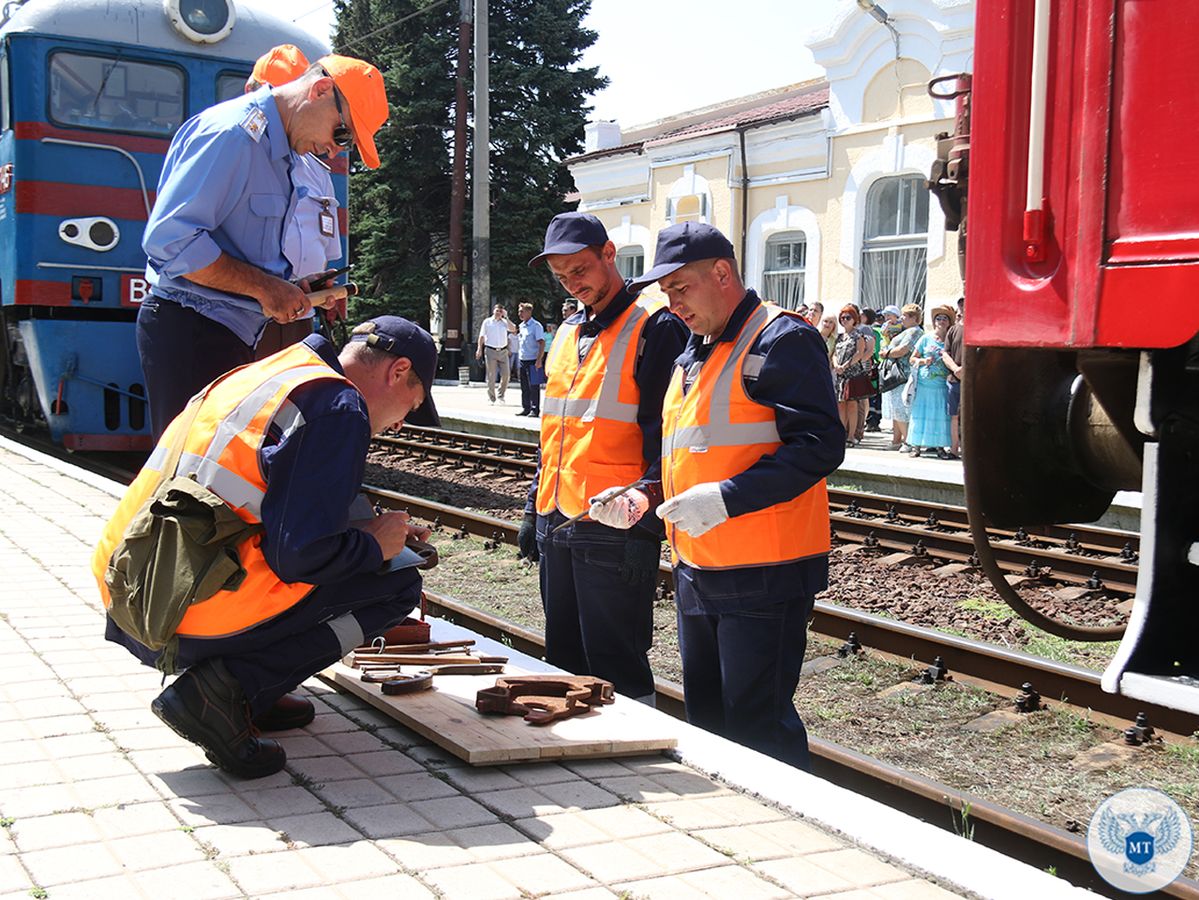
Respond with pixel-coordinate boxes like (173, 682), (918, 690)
(216, 73), (248, 104)
(49, 52), (185, 137)
(1, 49), (9, 132)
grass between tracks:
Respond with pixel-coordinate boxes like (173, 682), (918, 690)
(422, 531), (1199, 878)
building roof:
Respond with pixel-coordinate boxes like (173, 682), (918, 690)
(569, 80), (829, 165)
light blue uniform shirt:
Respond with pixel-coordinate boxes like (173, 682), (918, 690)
(518, 317), (544, 360)
(142, 87), (293, 347)
(282, 153), (341, 282)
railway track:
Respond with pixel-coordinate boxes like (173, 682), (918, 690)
(360, 482), (1193, 737)
(375, 427), (1141, 596)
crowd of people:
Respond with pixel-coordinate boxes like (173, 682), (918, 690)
(793, 296), (965, 460)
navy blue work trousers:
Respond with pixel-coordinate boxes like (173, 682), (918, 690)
(518, 359), (540, 415)
(107, 566), (421, 717)
(136, 296), (254, 441)
(675, 579), (814, 770)
(535, 512), (658, 699)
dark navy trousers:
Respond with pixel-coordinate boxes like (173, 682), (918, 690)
(518, 359), (540, 415)
(107, 566), (422, 717)
(535, 512), (658, 699)
(675, 569), (814, 770)
(136, 296), (254, 441)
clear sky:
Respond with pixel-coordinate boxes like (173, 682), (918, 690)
(256, 0), (842, 127)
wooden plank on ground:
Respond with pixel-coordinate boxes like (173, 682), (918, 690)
(320, 661), (678, 766)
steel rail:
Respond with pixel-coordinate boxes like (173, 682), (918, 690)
(379, 428), (1141, 559)
(362, 484), (1195, 738)
(420, 588), (1199, 900)
(367, 437), (1140, 595)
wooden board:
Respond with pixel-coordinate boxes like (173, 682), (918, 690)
(320, 661), (678, 766)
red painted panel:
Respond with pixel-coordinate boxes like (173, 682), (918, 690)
(966, 0), (1199, 350)
(14, 121), (171, 155)
(1105, 1), (1199, 262)
(14, 280), (72, 306)
(337, 207), (347, 236)
(16, 180), (154, 220)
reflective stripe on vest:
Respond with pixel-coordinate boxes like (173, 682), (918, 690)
(91, 343), (350, 639)
(662, 305), (782, 456)
(535, 298), (660, 518)
(661, 301), (830, 570)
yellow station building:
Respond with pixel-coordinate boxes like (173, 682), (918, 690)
(566, 0), (973, 320)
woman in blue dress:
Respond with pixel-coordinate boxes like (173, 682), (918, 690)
(906, 305), (956, 458)
(879, 304), (923, 451)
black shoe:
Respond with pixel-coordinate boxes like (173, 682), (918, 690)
(253, 693), (315, 732)
(151, 659), (286, 779)
(516, 410), (530, 416)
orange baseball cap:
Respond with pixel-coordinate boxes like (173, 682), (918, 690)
(250, 44), (310, 88)
(317, 54), (389, 169)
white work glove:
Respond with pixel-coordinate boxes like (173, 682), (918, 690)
(656, 482), (728, 538)
(588, 487), (650, 530)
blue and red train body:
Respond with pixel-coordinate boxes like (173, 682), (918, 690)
(0, 0), (343, 450)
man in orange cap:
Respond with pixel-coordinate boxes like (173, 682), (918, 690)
(246, 43), (308, 92)
(244, 45), (346, 357)
(139, 50), (389, 439)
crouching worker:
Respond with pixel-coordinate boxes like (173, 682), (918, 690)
(92, 316), (440, 779)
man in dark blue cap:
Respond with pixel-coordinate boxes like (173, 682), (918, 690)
(602, 221), (844, 769)
(521, 212), (687, 703)
(96, 316), (439, 778)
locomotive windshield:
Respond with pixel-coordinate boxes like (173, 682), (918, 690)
(48, 51), (185, 136)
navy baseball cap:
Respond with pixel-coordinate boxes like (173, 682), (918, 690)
(350, 316), (441, 427)
(528, 212), (610, 267)
(629, 222), (736, 292)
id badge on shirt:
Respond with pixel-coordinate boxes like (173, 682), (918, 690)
(319, 211), (336, 237)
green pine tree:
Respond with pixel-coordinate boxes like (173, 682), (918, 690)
(332, 0), (605, 334)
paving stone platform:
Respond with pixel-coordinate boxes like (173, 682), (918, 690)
(0, 440), (1090, 899)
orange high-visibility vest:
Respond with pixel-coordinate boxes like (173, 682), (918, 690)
(536, 297), (664, 518)
(661, 301), (830, 569)
(92, 342), (350, 638)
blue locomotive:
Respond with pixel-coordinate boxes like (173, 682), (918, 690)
(0, 0), (341, 449)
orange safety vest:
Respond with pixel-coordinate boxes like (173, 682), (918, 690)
(92, 342), (350, 638)
(661, 301), (830, 569)
(536, 297), (664, 518)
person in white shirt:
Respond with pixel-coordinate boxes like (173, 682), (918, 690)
(475, 304), (517, 402)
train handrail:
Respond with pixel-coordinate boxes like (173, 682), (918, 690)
(40, 136), (151, 217)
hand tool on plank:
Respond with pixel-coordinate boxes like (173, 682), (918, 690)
(352, 653), (508, 668)
(549, 478), (647, 535)
(355, 639), (476, 655)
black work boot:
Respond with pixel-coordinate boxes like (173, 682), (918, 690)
(152, 659), (286, 779)
(253, 693), (316, 732)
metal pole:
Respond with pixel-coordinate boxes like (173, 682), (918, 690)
(471, 0), (490, 343)
(445, 0), (471, 376)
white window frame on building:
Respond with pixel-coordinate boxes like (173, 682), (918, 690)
(666, 193), (708, 225)
(859, 173), (929, 312)
(761, 231), (806, 310)
(615, 245), (645, 280)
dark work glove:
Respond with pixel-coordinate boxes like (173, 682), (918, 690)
(518, 513), (539, 562)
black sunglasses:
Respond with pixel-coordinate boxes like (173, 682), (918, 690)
(328, 79), (354, 150)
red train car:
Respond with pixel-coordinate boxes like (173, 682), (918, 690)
(963, 0), (1199, 714)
